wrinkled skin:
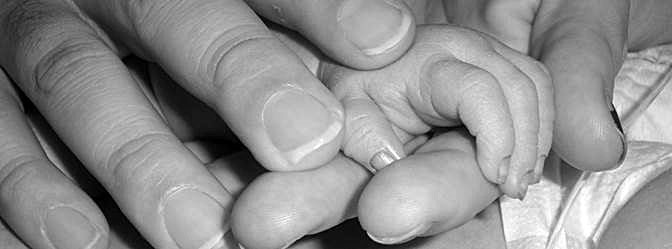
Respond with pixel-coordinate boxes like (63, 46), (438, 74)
(320, 25), (553, 200)
(2, 0), (672, 248)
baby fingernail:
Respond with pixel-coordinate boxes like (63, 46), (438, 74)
(163, 189), (227, 249)
(516, 171), (533, 200)
(263, 89), (343, 167)
(531, 155), (546, 184)
(610, 104), (627, 166)
(369, 149), (401, 172)
(338, 0), (412, 55)
(497, 156), (511, 184)
(367, 224), (430, 245)
(45, 206), (101, 249)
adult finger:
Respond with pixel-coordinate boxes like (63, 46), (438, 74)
(0, 2), (233, 249)
(74, 0), (345, 171)
(0, 72), (109, 249)
(245, 0), (415, 69)
(1, 218), (30, 249)
(530, 0), (628, 171)
(231, 155), (370, 249)
(358, 130), (500, 244)
(205, 150), (265, 197)
(148, 64), (233, 142)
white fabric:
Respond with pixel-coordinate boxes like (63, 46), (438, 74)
(501, 44), (672, 249)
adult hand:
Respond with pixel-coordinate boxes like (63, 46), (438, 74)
(232, 130), (504, 249)
(149, 51), (508, 248)
(0, 103), (505, 249)
(0, 0), (416, 249)
(439, 0), (672, 171)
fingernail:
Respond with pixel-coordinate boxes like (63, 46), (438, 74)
(531, 155), (546, 184)
(369, 149), (402, 172)
(366, 224), (430, 245)
(610, 104), (627, 166)
(338, 0), (412, 55)
(516, 171), (532, 200)
(45, 206), (101, 249)
(497, 156), (511, 184)
(163, 189), (227, 249)
(263, 89), (343, 166)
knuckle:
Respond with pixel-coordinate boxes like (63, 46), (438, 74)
(123, 0), (282, 97)
(203, 26), (276, 93)
(450, 28), (491, 50)
(0, 156), (46, 200)
(123, 0), (185, 41)
(102, 132), (176, 189)
(32, 37), (112, 95)
(343, 115), (379, 157)
(503, 72), (536, 98)
(458, 67), (498, 95)
(4, 0), (110, 92)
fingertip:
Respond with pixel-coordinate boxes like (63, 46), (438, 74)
(551, 79), (626, 171)
(232, 156), (368, 249)
(336, 0), (415, 68)
(475, 144), (510, 185)
(368, 150), (402, 173)
(249, 0), (415, 70)
(341, 97), (405, 172)
(44, 205), (110, 249)
(253, 86), (345, 171)
(162, 188), (230, 249)
(533, 22), (626, 171)
(359, 144), (499, 244)
(358, 163), (434, 244)
(231, 173), (304, 249)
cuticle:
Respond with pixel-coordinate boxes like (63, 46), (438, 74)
(41, 204), (102, 249)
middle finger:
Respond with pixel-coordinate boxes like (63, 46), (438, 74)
(74, 0), (346, 171)
(0, 2), (233, 249)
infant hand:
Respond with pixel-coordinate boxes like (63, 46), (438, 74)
(322, 25), (553, 198)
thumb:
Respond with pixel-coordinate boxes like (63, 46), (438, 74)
(530, 0), (628, 171)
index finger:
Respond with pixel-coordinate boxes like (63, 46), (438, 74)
(75, 0), (345, 171)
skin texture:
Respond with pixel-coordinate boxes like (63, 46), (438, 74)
(231, 130), (502, 249)
(2, 0), (672, 249)
(149, 27), (520, 247)
(7, 110), (506, 249)
(437, 0), (672, 171)
(0, 0), (416, 248)
(320, 25), (553, 199)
